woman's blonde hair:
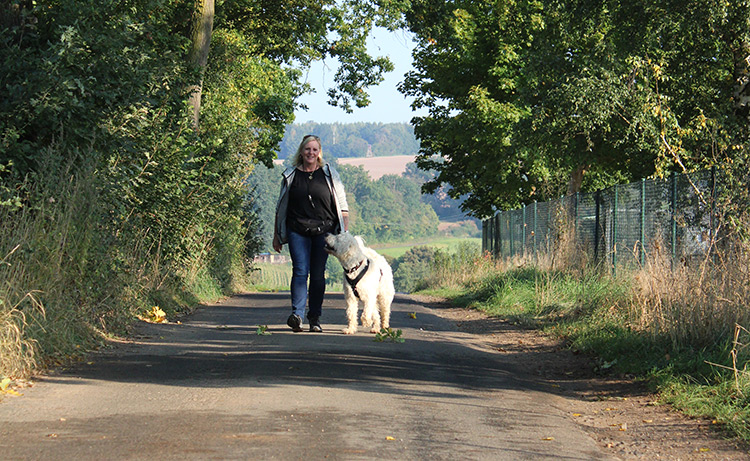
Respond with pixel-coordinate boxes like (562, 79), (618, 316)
(293, 134), (324, 167)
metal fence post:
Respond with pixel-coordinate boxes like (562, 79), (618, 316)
(573, 192), (581, 240)
(594, 190), (601, 262)
(612, 185), (618, 276)
(491, 214), (497, 256)
(640, 178), (646, 266)
(495, 210), (503, 256)
(671, 173), (677, 268)
(522, 204), (527, 256)
(508, 211), (513, 257)
(533, 201), (538, 258)
(710, 166), (716, 260)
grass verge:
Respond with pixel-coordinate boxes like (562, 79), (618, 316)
(417, 243), (750, 443)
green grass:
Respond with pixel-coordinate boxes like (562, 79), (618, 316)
(416, 252), (750, 444)
(373, 237), (481, 259)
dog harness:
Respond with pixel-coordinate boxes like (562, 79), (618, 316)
(344, 259), (370, 299)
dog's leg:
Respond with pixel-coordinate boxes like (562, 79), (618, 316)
(342, 287), (359, 334)
(362, 295), (381, 334)
(378, 294), (392, 330)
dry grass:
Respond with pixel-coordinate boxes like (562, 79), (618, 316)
(631, 235), (750, 350)
(0, 173), (135, 378)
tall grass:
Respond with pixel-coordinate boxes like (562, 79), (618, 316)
(420, 226), (750, 442)
(0, 172), (110, 375)
(0, 166), (235, 378)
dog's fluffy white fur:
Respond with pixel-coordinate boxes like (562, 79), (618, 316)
(324, 232), (395, 334)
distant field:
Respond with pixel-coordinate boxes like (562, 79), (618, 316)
(336, 155), (415, 180)
(272, 155), (415, 180)
(249, 262), (341, 292)
(371, 237), (482, 259)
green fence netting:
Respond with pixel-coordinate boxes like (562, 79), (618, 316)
(482, 168), (718, 273)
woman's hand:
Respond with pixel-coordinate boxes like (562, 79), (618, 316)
(272, 234), (282, 253)
(342, 211), (350, 232)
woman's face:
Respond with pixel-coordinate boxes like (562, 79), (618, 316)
(301, 139), (321, 167)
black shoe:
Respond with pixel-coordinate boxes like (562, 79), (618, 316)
(287, 314), (303, 332)
(309, 318), (323, 333)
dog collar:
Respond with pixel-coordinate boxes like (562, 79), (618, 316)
(345, 259), (367, 275)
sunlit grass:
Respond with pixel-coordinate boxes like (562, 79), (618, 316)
(374, 237), (481, 259)
(416, 237), (750, 443)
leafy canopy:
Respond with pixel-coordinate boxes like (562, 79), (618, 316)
(402, 0), (750, 218)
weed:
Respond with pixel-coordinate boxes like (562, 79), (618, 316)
(374, 328), (405, 343)
(256, 325), (271, 335)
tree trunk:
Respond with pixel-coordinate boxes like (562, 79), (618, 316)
(567, 164), (587, 196)
(187, 0), (215, 130)
(732, 41), (750, 121)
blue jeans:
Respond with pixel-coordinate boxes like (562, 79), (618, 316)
(287, 230), (329, 321)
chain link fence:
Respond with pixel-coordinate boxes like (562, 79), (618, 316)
(482, 168), (719, 273)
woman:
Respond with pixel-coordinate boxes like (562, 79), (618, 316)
(273, 134), (349, 332)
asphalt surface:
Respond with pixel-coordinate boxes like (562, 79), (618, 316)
(0, 292), (616, 460)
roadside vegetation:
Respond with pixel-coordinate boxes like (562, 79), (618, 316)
(415, 234), (750, 443)
(0, 0), (407, 381)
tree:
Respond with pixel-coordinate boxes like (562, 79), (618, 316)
(401, 0), (750, 218)
(188, 0), (215, 128)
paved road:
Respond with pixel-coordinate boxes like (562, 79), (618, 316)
(0, 292), (615, 460)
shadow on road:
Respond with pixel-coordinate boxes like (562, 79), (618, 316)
(51, 292), (549, 401)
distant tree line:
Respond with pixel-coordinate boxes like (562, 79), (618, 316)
(278, 122), (421, 160)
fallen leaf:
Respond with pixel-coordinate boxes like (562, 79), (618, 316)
(541, 437), (554, 441)
(385, 436), (395, 441)
(698, 448), (710, 453)
(408, 312), (417, 319)
(643, 419), (653, 423)
(149, 306), (167, 323)
(0, 377), (10, 391)
(572, 413), (582, 417)
(619, 423), (627, 431)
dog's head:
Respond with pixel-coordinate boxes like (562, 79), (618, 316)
(324, 232), (365, 265)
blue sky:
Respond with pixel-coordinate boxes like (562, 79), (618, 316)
(293, 28), (426, 124)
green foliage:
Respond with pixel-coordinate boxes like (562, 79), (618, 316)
(337, 164), (440, 243)
(402, 0), (750, 218)
(1, 0), (414, 377)
(392, 245), (437, 293)
(374, 327), (405, 343)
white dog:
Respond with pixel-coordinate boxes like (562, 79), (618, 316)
(324, 232), (395, 334)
